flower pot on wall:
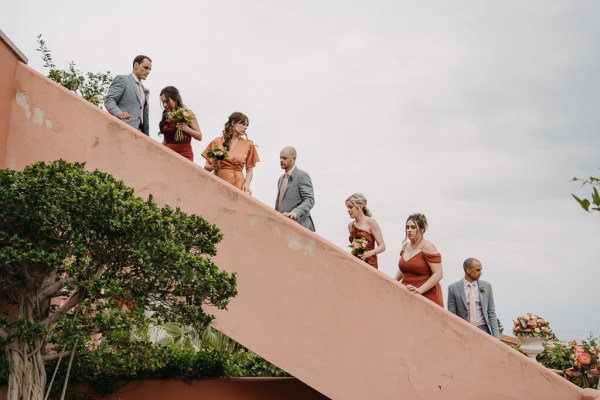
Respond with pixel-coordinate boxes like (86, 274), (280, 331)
(519, 336), (545, 359)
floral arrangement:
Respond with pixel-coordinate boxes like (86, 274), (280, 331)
(349, 237), (368, 256)
(540, 338), (599, 388)
(206, 145), (229, 175)
(166, 107), (192, 142)
(512, 313), (554, 338)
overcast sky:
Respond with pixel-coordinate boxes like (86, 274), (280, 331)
(2, 0), (599, 341)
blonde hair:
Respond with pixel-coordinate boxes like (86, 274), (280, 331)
(346, 193), (372, 217)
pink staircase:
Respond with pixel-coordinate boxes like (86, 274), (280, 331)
(1, 30), (598, 400)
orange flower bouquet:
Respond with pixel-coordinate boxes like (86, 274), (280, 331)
(349, 238), (368, 256)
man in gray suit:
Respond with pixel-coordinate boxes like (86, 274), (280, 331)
(105, 55), (152, 135)
(447, 258), (500, 338)
(275, 146), (315, 231)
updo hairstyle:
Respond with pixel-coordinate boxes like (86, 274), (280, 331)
(346, 193), (372, 217)
(406, 213), (428, 235)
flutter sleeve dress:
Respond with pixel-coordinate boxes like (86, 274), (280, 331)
(398, 250), (443, 307)
(202, 137), (259, 190)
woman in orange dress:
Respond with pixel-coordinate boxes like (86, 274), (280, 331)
(346, 193), (386, 269)
(394, 213), (444, 306)
(158, 86), (202, 161)
(202, 112), (259, 194)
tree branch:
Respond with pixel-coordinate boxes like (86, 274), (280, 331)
(43, 350), (84, 362)
(37, 276), (78, 302)
(40, 291), (84, 327)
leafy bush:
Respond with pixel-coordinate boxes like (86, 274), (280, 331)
(36, 34), (112, 108)
(1, 341), (288, 395)
(538, 339), (599, 388)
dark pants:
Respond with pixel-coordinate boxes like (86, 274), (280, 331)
(477, 324), (491, 335)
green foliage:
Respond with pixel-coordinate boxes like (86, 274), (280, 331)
(1, 338), (289, 395)
(226, 350), (290, 378)
(153, 322), (288, 378)
(539, 342), (573, 371)
(571, 175), (600, 213)
(36, 34), (112, 108)
(538, 339), (599, 389)
(201, 325), (243, 354)
(0, 160), (237, 395)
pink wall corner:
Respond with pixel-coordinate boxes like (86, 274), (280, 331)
(0, 31), (26, 169)
(1, 42), (591, 400)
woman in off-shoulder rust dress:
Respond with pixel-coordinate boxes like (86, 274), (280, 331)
(394, 213), (444, 306)
(346, 193), (386, 269)
(202, 112), (259, 194)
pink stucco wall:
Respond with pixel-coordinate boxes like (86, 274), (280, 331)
(0, 30), (26, 168)
(1, 34), (598, 400)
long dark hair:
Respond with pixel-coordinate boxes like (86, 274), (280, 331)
(160, 86), (184, 109)
(222, 112), (249, 150)
(159, 86), (184, 135)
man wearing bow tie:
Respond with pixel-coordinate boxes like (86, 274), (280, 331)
(276, 146), (315, 231)
(105, 55), (152, 135)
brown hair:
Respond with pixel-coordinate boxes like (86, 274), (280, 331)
(222, 112), (249, 150)
(405, 213), (428, 245)
(133, 55), (151, 68)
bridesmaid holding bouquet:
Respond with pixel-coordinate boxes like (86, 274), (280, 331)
(158, 86), (202, 161)
(346, 193), (386, 269)
(202, 112), (259, 195)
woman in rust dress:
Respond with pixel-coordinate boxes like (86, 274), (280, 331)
(394, 213), (444, 306)
(346, 193), (386, 269)
(202, 112), (259, 194)
(159, 86), (202, 161)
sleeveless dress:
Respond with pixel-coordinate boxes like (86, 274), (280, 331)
(159, 110), (194, 161)
(201, 137), (260, 190)
(349, 224), (378, 269)
(398, 250), (443, 307)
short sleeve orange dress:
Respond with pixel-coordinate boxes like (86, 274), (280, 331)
(349, 224), (378, 269)
(202, 137), (259, 190)
(398, 250), (443, 307)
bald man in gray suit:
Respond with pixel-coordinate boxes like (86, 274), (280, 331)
(105, 55), (152, 135)
(447, 258), (500, 338)
(276, 146), (315, 231)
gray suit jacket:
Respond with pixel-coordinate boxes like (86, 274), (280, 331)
(447, 279), (499, 338)
(104, 74), (149, 135)
(275, 167), (315, 231)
